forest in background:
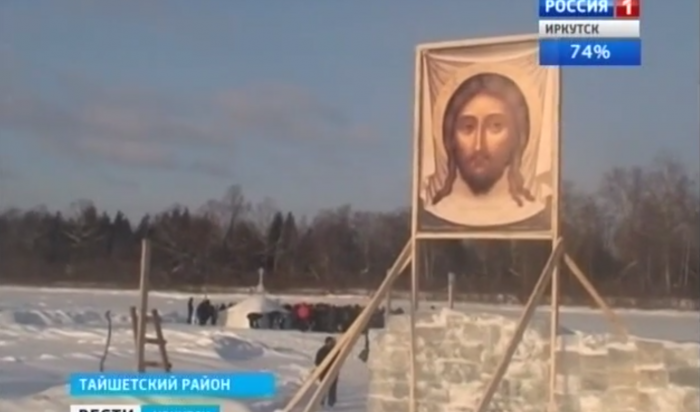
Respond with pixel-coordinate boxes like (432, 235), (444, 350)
(1, 154), (698, 309)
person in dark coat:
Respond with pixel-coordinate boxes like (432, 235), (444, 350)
(296, 303), (311, 331)
(268, 310), (283, 329)
(358, 327), (370, 363)
(315, 336), (339, 407)
(195, 298), (212, 325)
(186, 297), (194, 324)
(210, 304), (219, 325)
(247, 312), (263, 328)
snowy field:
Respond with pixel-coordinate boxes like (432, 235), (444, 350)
(0, 286), (697, 412)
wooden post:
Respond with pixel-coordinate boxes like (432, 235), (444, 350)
(409, 238), (419, 412)
(447, 272), (455, 309)
(475, 239), (564, 412)
(408, 46), (423, 412)
(256, 267), (265, 294)
(564, 254), (628, 339)
(549, 252), (561, 411)
(136, 238), (151, 373)
(549, 66), (564, 412)
(385, 270), (393, 323)
(99, 310), (112, 372)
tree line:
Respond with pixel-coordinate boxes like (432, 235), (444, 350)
(0, 154), (698, 308)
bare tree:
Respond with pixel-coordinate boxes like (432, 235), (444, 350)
(0, 153), (697, 308)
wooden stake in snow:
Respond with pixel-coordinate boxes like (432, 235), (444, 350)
(99, 310), (112, 372)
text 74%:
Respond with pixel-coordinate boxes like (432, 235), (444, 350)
(570, 44), (611, 59)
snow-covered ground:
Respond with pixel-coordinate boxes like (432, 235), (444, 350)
(0, 286), (697, 412)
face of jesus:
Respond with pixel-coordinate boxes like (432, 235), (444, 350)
(452, 92), (516, 195)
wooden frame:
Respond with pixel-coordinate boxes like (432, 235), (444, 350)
(474, 240), (628, 412)
(130, 239), (172, 373)
(415, 34), (540, 53)
(412, 33), (560, 240)
(136, 239), (150, 371)
(283, 33), (627, 412)
(282, 237), (627, 412)
(548, 64), (564, 411)
(410, 33), (562, 412)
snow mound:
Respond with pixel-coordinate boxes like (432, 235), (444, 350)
(0, 308), (184, 328)
(222, 295), (288, 329)
(213, 334), (265, 360)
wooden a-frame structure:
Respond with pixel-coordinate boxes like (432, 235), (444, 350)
(282, 238), (627, 412)
(283, 33), (629, 412)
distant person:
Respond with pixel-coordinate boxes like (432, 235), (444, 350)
(323, 305), (338, 333)
(315, 337), (339, 408)
(358, 327), (370, 363)
(268, 310), (283, 329)
(339, 307), (353, 332)
(247, 312), (263, 329)
(210, 304), (219, 325)
(186, 297), (194, 324)
(296, 302), (311, 331)
(195, 298), (212, 326)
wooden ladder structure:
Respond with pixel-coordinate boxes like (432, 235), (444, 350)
(130, 306), (172, 372)
(130, 238), (172, 373)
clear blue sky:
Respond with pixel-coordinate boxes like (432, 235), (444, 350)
(0, 1), (698, 219)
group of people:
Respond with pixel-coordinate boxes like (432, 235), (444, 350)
(185, 296), (405, 332)
(246, 302), (392, 332)
(186, 297), (232, 326)
(184, 295), (406, 332)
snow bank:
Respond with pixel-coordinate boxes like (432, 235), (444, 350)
(368, 309), (700, 412)
(0, 308), (184, 328)
(221, 295), (288, 329)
